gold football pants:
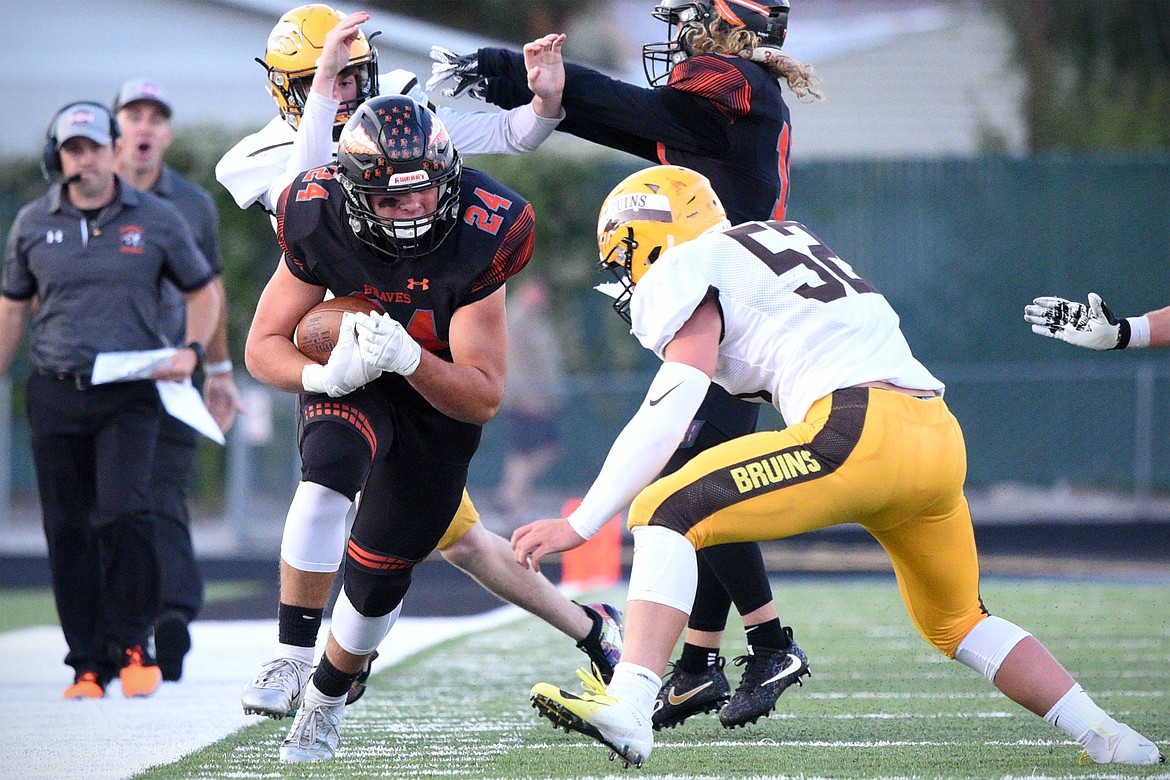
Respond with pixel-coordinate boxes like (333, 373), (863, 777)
(436, 488), (479, 551)
(628, 386), (987, 658)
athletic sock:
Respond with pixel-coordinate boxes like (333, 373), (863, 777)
(312, 654), (361, 699)
(677, 642), (720, 673)
(1044, 684), (1124, 745)
(744, 618), (787, 652)
(278, 603), (323, 661)
(606, 662), (662, 716)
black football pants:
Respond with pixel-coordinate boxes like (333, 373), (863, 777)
(660, 384), (773, 634)
(26, 374), (162, 683)
(151, 415), (204, 623)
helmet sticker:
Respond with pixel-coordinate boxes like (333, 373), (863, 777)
(341, 125), (380, 156)
(600, 193), (674, 231)
(267, 22), (303, 56)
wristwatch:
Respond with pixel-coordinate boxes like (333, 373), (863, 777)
(186, 341), (206, 369)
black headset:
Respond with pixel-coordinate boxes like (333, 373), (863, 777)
(41, 101), (120, 182)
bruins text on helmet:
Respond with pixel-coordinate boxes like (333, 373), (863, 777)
(259, 3), (379, 131)
(596, 165), (730, 321)
(643, 0), (790, 87)
(336, 96), (462, 259)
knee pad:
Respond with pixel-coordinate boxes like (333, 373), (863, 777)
(331, 587), (402, 655)
(300, 422), (371, 500)
(954, 615), (1032, 683)
(627, 525), (698, 614)
(343, 562), (413, 617)
(280, 482), (352, 573)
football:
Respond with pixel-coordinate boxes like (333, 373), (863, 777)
(294, 294), (380, 364)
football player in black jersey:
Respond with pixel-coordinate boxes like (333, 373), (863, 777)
(430, 0), (821, 729)
(245, 96), (533, 763)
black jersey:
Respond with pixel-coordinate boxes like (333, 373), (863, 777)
(478, 49), (791, 224)
(276, 165), (534, 363)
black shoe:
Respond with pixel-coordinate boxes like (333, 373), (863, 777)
(346, 650), (379, 705)
(652, 656), (731, 731)
(720, 629), (810, 729)
(154, 610), (191, 682)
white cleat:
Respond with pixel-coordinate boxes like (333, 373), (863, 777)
(279, 697), (345, 762)
(1081, 724), (1165, 765)
(530, 668), (653, 767)
(241, 657), (312, 719)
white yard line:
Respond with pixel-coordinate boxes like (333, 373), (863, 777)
(0, 608), (523, 780)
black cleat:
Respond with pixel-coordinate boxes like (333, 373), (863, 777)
(720, 629), (810, 729)
(652, 656), (731, 731)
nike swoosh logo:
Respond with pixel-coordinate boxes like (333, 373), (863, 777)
(762, 654), (805, 686)
(666, 681), (713, 705)
(649, 381), (684, 406)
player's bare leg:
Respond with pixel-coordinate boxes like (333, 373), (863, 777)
(991, 636), (1162, 764)
(442, 522), (590, 637)
(440, 521), (623, 678)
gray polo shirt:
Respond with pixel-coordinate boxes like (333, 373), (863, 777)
(2, 177), (214, 374)
(151, 164), (223, 345)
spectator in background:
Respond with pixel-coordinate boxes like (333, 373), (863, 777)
(496, 278), (565, 525)
(1025, 293), (1170, 349)
(0, 101), (220, 699)
(112, 78), (244, 682)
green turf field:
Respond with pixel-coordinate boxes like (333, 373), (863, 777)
(131, 577), (1168, 780)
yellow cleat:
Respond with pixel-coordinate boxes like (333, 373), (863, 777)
(529, 668), (652, 768)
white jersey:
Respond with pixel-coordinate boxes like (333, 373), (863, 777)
(215, 68), (561, 215)
(631, 220), (945, 426)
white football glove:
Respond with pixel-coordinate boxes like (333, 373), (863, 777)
(301, 312), (383, 397)
(355, 311), (422, 376)
(1024, 292), (1128, 350)
(426, 45), (486, 99)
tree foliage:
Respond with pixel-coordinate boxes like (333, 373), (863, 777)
(994, 0), (1170, 149)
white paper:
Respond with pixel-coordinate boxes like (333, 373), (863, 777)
(91, 348), (178, 384)
(155, 379), (226, 445)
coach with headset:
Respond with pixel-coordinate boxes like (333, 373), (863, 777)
(0, 101), (220, 700)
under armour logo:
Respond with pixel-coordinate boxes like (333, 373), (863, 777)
(46, 230), (63, 244)
(406, 278), (429, 290)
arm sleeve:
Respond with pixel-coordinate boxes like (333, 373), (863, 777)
(276, 91), (339, 203)
(437, 103), (562, 156)
(478, 47), (729, 158)
(567, 361), (711, 539)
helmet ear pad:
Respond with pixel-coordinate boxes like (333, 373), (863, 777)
(40, 102), (120, 182)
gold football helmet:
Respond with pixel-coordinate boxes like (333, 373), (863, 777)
(259, 4), (379, 129)
(596, 165), (728, 321)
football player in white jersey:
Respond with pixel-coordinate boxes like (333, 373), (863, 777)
(220, 6), (623, 721)
(217, 10), (565, 216)
(513, 166), (1165, 769)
